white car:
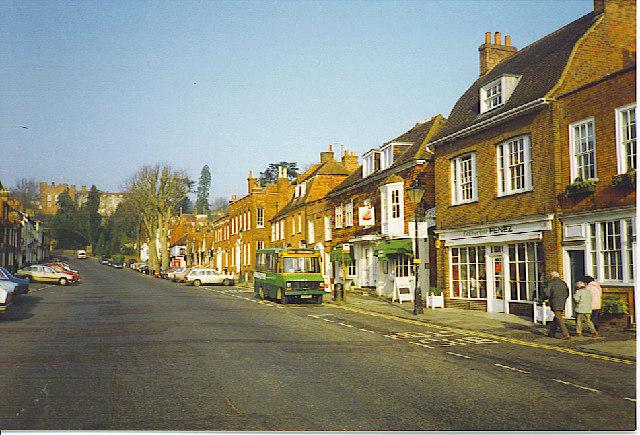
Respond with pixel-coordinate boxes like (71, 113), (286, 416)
(77, 250), (87, 259)
(0, 280), (17, 312)
(185, 268), (234, 287)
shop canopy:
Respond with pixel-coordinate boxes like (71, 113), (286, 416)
(374, 239), (414, 259)
(329, 244), (353, 262)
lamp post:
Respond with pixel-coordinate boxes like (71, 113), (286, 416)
(407, 180), (425, 315)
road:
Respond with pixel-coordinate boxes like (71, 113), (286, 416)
(0, 259), (635, 431)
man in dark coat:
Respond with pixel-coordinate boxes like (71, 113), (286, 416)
(545, 271), (571, 339)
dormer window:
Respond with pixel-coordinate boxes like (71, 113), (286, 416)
(479, 75), (521, 114)
(380, 144), (393, 170)
(362, 150), (380, 178)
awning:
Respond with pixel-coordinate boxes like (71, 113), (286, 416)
(329, 244), (353, 262)
(374, 239), (414, 259)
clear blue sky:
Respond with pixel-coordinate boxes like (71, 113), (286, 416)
(1, 0), (593, 200)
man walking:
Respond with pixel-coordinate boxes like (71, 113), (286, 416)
(545, 271), (570, 339)
(574, 281), (599, 337)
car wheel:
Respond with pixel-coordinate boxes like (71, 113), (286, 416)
(24, 276), (31, 283)
(58, 277), (68, 286)
(193, 279), (201, 287)
(223, 279), (231, 286)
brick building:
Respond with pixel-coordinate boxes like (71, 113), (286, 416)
(270, 145), (358, 286)
(326, 116), (445, 298)
(39, 182), (124, 217)
(432, 0), (635, 319)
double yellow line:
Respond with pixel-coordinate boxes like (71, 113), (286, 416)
(330, 304), (635, 365)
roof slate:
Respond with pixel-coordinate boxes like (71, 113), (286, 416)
(436, 11), (598, 140)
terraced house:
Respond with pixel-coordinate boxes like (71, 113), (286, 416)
(327, 115), (445, 298)
(270, 146), (358, 285)
(432, 0), (636, 321)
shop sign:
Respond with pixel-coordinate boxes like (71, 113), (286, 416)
(359, 206), (375, 226)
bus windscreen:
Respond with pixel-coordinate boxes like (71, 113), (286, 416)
(282, 256), (320, 273)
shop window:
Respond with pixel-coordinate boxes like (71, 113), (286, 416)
(395, 254), (413, 277)
(616, 103), (636, 173)
(450, 247), (486, 299)
(507, 242), (543, 302)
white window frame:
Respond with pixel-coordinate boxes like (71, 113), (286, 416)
(480, 78), (503, 113)
(569, 117), (597, 181)
(379, 182), (405, 236)
(291, 216), (296, 236)
(362, 151), (378, 178)
(257, 208), (264, 228)
(451, 152), (478, 205)
(587, 218), (635, 285)
(335, 205), (343, 229)
(380, 144), (393, 170)
(324, 215), (332, 241)
(615, 103), (637, 174)
(496, 135), (533, 196)
(344, 201), (353, 227)
(300, 182), (307, 197)
(297, 213), (302, 234)
(307, 219), (315, 244)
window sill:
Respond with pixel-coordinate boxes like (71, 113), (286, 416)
(450, 200), (478, 207)
(496, 188), (533, 198)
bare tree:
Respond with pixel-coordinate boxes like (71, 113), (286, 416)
(210, 196), (229, 215)
(125, 164), (191, 273)
(11, 178), (39, 211)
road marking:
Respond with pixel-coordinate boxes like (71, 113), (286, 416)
(447, 351), (472, 359)
(494, 363), (530, 374)
(382, 334), (400, 340)
(410, 341), (435, 349)
(338, 322), (354, 328)
(359, 328), (376, 333)
(624, 397), (636, 402)
(330, 304), (635, 365)
(322, 318), (334, 323)
(551, 378), (600, 393)
(307, 314), (321, 319)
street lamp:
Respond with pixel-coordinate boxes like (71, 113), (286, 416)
(407, 180), (425, 315)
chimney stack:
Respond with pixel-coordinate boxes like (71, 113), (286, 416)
(341, 150), (359, 173)
(594, 0), (605, 14)
(320, 144), (335, 163)
(478, 31), (518, 76)
(247, 170), (260, 193)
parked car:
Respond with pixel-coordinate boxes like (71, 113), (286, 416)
(76, 249), (87, 259)
(15, 265), (77, 285)
(138, 265), (150, 275)
(172, 268), (191, 283)
(100, 256), (110, 265)
(166, 267), (185, 281)
(112, 261), (124, 269)
(0, 280), (16, 312)
(0, 267), (30, 295)
(185, 268), (235, 287)
(45, 263), (81, 282)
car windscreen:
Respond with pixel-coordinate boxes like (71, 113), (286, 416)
(282, 256), (320, 273)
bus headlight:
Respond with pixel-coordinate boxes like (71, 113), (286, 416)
(286, 282), (292, 288)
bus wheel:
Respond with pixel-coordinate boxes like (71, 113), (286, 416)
(277, 288), (288, 305)
(314, 294), (323, 304)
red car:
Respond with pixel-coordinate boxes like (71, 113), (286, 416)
(45, 263), (81, 282)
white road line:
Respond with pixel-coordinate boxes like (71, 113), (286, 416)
(410, 341), (435, 349)
(338, 322), (354, 328)
(447, 351), (472, 359)
(322, 318), (334, 323)
(359, 328), (376, 333)
(624, 397), (636, 402)
(551, 379), (600, 393)
(307, 314), (321, 319)
(383, 334), (400, 340)
(494, 363), (530, 374)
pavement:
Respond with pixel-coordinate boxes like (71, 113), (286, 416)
(325, 289), (637, 361)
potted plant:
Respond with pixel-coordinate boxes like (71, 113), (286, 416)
(565, 177), (597, 198)
(612, 169), (636, 191)
(426, 287), (445, 309)
(601, 296), (629, 327)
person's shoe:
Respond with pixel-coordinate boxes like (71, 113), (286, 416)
(575, 332), (582, 336)
(562, 335), (571, 340)
(592, 332), (600, 337)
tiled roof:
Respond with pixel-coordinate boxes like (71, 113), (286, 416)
(329, 115), (444, 196)
(436, 11), (598, 140)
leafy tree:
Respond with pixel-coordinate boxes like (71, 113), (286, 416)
(259, 162), (299, 186)
(79, 185), (102, 251)
(50, 189), (86, 248)
(174, 195), (194, 214)
(195, 165), (211, 214)
(10, 178), (38, 212)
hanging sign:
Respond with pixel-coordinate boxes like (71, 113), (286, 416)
(359, 206), (375, 226)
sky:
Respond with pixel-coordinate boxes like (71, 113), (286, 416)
(1, 0), (593, 200)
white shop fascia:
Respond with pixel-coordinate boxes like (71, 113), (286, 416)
(437, 214), (554, 247)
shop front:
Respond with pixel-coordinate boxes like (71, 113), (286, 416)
(438, 215), (553, 316)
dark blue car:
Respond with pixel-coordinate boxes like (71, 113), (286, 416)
(0, 267), (29, 295)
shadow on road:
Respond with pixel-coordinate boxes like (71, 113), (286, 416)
(1, 295), (42, 322)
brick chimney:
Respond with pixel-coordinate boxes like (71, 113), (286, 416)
(320, 144), (335, 163)
(341, 150), (359, 173)
(594, 0), (605, 14)
(247, 170), (259, 193)
(479, 31), (518, 76)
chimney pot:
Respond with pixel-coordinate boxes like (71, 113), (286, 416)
(505, 35), (511, 47)
(329, 143), (333, 152)
(494, 32), (502, 45)
(485, 32), (491, 44)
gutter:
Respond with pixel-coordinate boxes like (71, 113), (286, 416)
(430, 98), (549, 147)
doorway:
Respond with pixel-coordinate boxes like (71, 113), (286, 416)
(487, 254), (505, 313)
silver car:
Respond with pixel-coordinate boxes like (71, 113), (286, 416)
(185, 268), (234, 287)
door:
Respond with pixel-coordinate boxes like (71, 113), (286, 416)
(487, 255), (505, 313)
(567, 249), (585, 317)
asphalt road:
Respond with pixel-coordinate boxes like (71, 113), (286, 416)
(0, 259), (636, 431)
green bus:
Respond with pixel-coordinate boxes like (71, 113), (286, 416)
(254, 248), (325, 304)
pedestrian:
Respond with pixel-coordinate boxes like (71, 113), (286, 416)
(573, 281), (599, 337)
(583, 275), (602, 332)
(544, 271), (571, 339)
